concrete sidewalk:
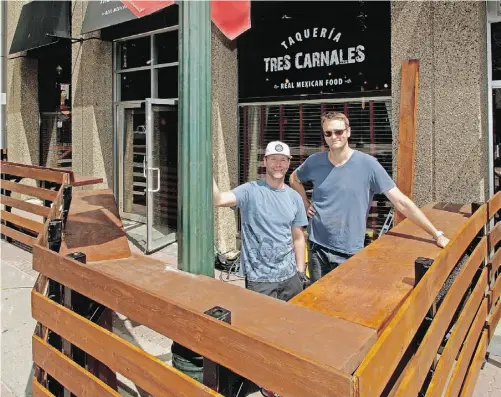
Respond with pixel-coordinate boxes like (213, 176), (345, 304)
(1, 240), (500, 397)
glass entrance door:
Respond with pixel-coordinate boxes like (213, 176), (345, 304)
(118, 99), (178, 253)
(145, 98), (178, 253)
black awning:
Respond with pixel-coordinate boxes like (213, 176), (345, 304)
(81, 1), (136, 34)
(9, 1), (70, 55)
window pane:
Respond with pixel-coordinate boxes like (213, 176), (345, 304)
(120, 70), (151, 101)
(492, 22), (501, 81)
(118, 36), (151, 70)
(155, 30), (178, 64)
(157, 66), (178, 98)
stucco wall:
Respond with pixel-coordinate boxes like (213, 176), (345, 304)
(392, 1), (489, 206)
(6, 0), (39, 167)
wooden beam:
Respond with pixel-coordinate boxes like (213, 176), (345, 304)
(425, 270), (488, 397)
(0, 180), (57, 202)
(1, 162), (66, 183)
(0, 224), (35, 247)
(32, 245), (357, 397)
(395, 60), (419, 225)
(1, 210), (43, 233)
(32, 335), (121, 397)
(444, 301), (488, 397)
(0, 195), (49, 218)
(32, 377), (54, 397)
(458, 330), (488, 397)
(394, 239), (487, 397)
(354, 204), (487, 397)
(32, 291), (221, 397)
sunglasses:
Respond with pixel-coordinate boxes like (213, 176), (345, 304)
(323, 128), (348, 137)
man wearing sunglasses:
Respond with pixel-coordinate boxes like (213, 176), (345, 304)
(290, 111), (450, 284)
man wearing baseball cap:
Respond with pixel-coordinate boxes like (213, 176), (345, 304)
(213, 141), (309, 301)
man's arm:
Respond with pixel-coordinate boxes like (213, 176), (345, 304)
(290, 171), (316, 218)
(292, 226), (306, 273)
(385, 187), (450, 248)
(213, 178), (237, 207)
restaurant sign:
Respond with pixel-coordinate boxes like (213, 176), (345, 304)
(238, 2), (391, 99)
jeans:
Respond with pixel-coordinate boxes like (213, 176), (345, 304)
(245, 273), (303, 301)
(308, 241), (352, 284)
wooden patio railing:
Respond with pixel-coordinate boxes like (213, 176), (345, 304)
(26, 182), (501, 397)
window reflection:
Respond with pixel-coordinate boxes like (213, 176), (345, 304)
(492, 22), (501, 81)
(119, 36), (151, 70)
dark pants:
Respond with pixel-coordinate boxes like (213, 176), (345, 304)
(308, 241), (352, 284)
(245, 273), (303, 301)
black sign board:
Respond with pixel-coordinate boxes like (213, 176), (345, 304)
(81, 1), (136, 34)
(238, 1), (391, 100)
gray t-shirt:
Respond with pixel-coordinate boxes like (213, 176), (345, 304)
(296, 151), (395, 255)
(232, 180), (308, 283)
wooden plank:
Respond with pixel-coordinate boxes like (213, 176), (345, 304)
(1, 210), (43, 233)
(32, 377), (54, 397)
(1, 162), (65, 183)
(32, 246), (363, 397)
(458, 330), (488, 397)
(493, 274), (501, 306)
(491, 248), (501, 281)
(71, 175), (103, 187)
(355, 204), (487, 397)
(488, 191), (501, 220)
(0, 180), (57, 202)
(59, 190), (131, 261)
(394, 238), (487, 397)
(0, 224), (35, 247)
(395, 59), (419, 225)
(487, 299), (501, 342)
(1, 195), (49, 218)
(292, 202), (472, 331)
(32, 334), (120, 397)
(32, 291), (221, 397)
(425, 269), (488, 397)
(488, 221), (501, 248)
(444, 300), (488, 397)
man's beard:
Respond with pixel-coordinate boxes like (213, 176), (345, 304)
(267, 169), (285, 180)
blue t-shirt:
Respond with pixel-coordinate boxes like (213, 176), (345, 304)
(232, 180), (308, 282)
(296, 151), (396, 255)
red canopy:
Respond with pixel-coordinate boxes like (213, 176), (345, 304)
(122, 0), (250, 40)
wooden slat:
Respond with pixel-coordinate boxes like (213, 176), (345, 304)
(0, 180), (57, 202)
(32, 291), (221, 397)
(488, 191), (501, 219)
(1, 210), (43, 233)
(32, 334), (120, 397)
(493, 274), (501, 306)
(32, 246), (356, 397)
(395, 59), (419, 225)
(491, 248), (501, 280)
(32, 377), (54, 397)
(444, 300), (488, 397)
(0, 224), (35, 247)
(489, 221), (501, 248)
(394, 238), (487, 397)
(355, 204), (487, 397)
(458, 330), (488, 397)
(1, 162), (65, 183)
(487, 299), (501, 342)
(1, 196), (49, 218)
(425, 269), (488, 397)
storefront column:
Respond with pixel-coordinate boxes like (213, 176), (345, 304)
(178, 1), (214, 276)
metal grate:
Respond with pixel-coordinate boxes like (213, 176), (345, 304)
(238, 97), (393, 244)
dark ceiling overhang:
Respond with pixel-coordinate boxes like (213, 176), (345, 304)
(9, 1), (70, 55)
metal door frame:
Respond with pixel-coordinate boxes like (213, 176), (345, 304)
(117, 101), (147, 224)
(145, 98), (178, 253)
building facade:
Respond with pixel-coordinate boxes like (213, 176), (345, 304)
(5, 1), (501, 254)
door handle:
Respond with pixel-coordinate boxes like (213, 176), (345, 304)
(148, 168), (161, 192)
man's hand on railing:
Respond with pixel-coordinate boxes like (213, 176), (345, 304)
(435, 234), (450, 248)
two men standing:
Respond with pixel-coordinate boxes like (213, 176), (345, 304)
(214, 111), (450, 294)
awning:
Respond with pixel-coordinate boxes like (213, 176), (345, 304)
(82, 0), (250, 40)
(9, 1), (70, 55)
